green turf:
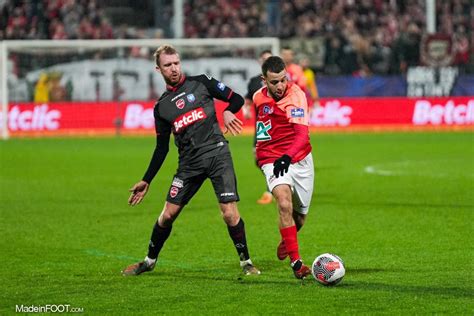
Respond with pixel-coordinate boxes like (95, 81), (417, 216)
(1, 132), (473, 315)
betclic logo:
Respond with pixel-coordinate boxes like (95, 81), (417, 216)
(0, 104), (61, 131)
(173, 107), (207, 133)
(310, 100), (352, 126)
(413, 99), (474, 125)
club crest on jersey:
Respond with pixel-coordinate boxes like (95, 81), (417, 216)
(256, 120), (272, 141)
(170, 186), (179, 198)
(176, 99), (185, 109)
(186, 94), (195, 103)
(291, 108), (305, 118)
(217, 82), (226, 91)
(263, 105), (273, 114)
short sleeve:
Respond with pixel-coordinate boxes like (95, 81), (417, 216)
(283, 87), (309, 125)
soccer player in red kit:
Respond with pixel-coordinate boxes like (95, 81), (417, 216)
(253, 56), (314, 279)
(280, 46), (307, 92)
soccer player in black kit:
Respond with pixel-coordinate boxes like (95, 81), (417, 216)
(122, 45), (260, 276)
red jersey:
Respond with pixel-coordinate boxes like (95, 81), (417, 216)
(253, 83), (312, 167)
(286, 63), (307, 91)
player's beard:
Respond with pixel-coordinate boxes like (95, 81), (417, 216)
(269, 86), (286, 101)
(165, 72), (182, 86)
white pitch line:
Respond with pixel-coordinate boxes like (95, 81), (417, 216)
(364, 160), (473, 178)
(364, 166), (396, 176)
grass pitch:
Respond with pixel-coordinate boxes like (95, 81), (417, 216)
(1, 132), (473, 315)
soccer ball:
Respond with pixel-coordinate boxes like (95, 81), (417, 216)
(312, 253), (345, 286)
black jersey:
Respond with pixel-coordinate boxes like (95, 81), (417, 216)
(142, 74), (241, 184)
(245, 74), (264, 100)
(155, 74), (234, 159)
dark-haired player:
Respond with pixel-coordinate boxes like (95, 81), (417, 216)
(122, 44), (260, 276)
(253, 56), (314, 279)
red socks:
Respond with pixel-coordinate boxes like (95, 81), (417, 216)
(279, 225), (300, 262)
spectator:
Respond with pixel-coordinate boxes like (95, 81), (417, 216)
(48, 72), (67, 101)
(324, 36), (344, 75)
(392, 22), (422, 73)
(453, 25), (470, 66)
(34, 73), (50, 103)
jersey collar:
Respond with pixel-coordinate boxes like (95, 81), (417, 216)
(166, 75), (186, 92)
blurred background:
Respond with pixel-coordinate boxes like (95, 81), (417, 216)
(0, 0), (473, 137)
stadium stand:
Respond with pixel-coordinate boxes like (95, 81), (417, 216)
(1, 0), (472, 74)
(182, 0), (472, 74)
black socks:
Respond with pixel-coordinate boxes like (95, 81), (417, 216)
(227, 218), (250, 261)
(147, 222), (172, 260)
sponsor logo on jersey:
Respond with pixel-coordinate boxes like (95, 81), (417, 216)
(170, 186), (179, 198)
(217, 82), (226, 91)
(171, 92), (186, 102)
(256, 120), (272, 141)
(220, 192), (235, 197)
(176, 99), (185, 109)
(173, 107), (207, 133)
(186, 94), (195, 103)
(172, 177), (183, 188)
(291, 108), (305, 118)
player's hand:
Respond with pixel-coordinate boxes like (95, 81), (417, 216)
(223, 110), (243, 136)
(128, 180), (149, 206)
(273, 154), (291, 178)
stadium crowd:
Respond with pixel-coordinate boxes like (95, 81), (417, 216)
(183, 0), (472, 74)
(1, 0), (472, 74)
(0, 0), (119, 39)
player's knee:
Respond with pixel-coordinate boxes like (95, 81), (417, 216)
(158, 212), (174, 227)
(220, 202), (239, 225)
(222, 212), (237, 225)
(159, 206), (180, 226)
(277, 198), (293, 214)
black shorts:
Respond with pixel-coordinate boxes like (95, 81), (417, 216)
(166, 146), (239, 205)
